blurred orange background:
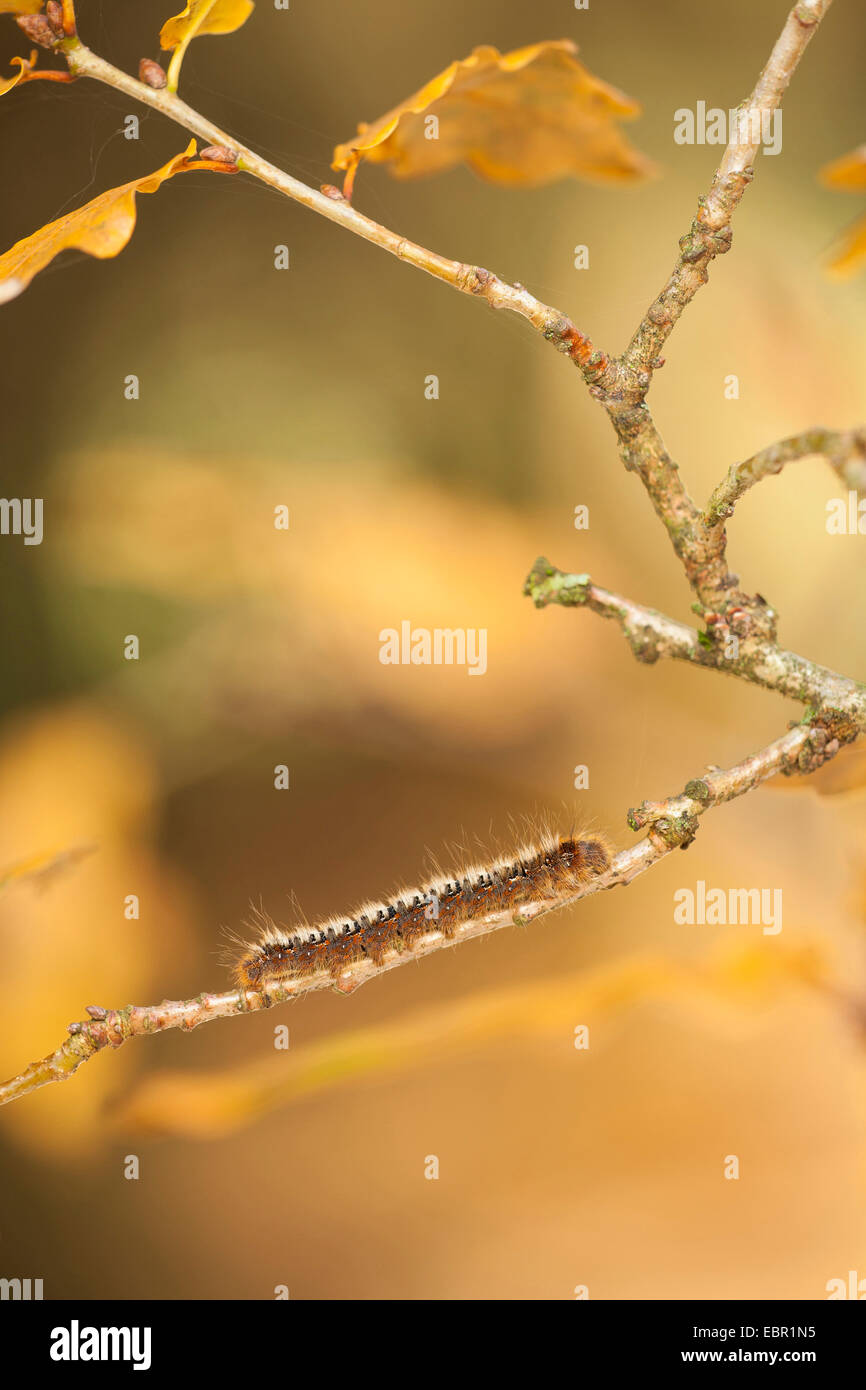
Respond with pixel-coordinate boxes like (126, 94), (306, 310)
(0, 0), (864, 1299)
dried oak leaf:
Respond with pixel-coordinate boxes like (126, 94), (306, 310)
(0, 141), (210, 303)
(159, 0), (254, 51)
(819, 144), (866, 280)
(332, 39), (656, 199)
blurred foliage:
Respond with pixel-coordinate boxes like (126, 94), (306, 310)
(0, 0), (864, 1300)
(0, 704), (198, 1157)
(115, 938), (841, 1138)
(820, 144), (866, 279)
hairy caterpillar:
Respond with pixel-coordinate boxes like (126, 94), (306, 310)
(234, 830), (612, 990)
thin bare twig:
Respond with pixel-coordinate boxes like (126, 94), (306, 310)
(693, 425), (866, 611)
(524, 559), (866, 724)
(703, 426), (866, 530)
(621, 0), (835, 387)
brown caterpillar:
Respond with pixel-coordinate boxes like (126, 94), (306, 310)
(234, 830), (612, 990)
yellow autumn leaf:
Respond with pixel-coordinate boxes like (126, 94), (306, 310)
(160, 0), (254, 91)
(0, 704), (197, 1159)
(820, 145), (866, 279)
(332, 39), (656, 200)
(821, 144), (866, 192)
(0, 142), (201, 303)
(159, 0), (253, 47)
(817, 212), (866, 280)
(824, 216), (866, 279)
(0, 2), (44, 11)
(0, 56), (26, 95)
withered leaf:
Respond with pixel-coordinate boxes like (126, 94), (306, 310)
(0, 141), (208, 303)
(0, 55), (26, 95)
(332, 39), (656, 198)
(159, 0), (253, 52)
(160, 0), (254, 91)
